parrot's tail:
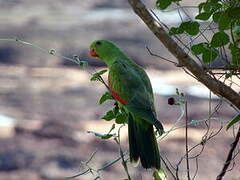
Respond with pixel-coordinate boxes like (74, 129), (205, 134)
(128, 114), (160, 169)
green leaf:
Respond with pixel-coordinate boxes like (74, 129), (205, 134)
(210, 0), (220, 3)
(156, 0), (181, 10)
(101, 134), (114, 139)
(90, 69), (107, 81)
(153, 169), (167, 180)
(203, 3), (211, 12)
(87, 131), (116, 140)
(191, 43), (218, 63)
(191, 43), (206, 55)
(229, 43), (240, 65)
(170, 21), (199, 36)
(180, 21), (200, 36)
(225, 71), (234, 79)
(102, 110), (115, 121)
(88, 124), (116, 140)
(169, 27), (184, 35)
(203, 2), (222, 12)
(115, 113), (127, 124)
(99, 92), (113, 104)
(212, 3), (222, 11)
(202, 48), (218, 63)
(79, 61), (88, 67)
(156, 0), (172, 10)
(97, 69), (108, 76)
(212, 11), (222, 22)
(218, 13), (231, 31)
(198, 2), (206, 13)
(227, 113), (240, 130)
(195, 12), (212, 20)
(211, 31), (230, 47)
(227, 7), (240, 19)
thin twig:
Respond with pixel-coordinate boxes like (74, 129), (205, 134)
(85, 149), (98, 164)
(146, 46), (178, 65)
(114, 125), (132, 180)
(160, 155), (177, 180)
(192, 157), (199, 180)
(0, 38), (103, 77)
(0, 38), (80, 65)
(97, 152), (128, 172)
(185, 102), (191, 180)
(162, 6), (198, 12)
(65, 169), (90, 179)
(175, 99), (223, 179)
(149, 9), (202, 65)
(97, 75), (109, 90)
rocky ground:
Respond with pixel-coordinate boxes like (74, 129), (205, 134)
(0, 0), (239, 180)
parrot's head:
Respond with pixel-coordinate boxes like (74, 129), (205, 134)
(89, 40), (122, 65)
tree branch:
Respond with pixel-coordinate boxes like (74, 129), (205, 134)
(128, 0), (240, 109)
(216, 126), (240, 180)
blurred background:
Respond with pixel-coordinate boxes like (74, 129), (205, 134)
(0, 0), (239, 179)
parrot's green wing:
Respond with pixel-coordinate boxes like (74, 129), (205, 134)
(109, 60), (164, 133)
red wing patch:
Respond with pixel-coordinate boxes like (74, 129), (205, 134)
(110, 89), (128, 105)
(108, 76), (128, 105)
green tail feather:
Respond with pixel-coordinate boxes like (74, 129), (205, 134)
(128, 114), (140, 165)
(128, 114), (161, 169)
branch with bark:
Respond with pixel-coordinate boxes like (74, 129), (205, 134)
(127, 0), (240, 179)
(128, 0), (240, 109)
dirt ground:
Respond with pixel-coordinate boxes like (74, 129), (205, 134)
(0, 65), (239, 180)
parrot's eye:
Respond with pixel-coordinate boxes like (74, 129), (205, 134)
(96, 41), (101, 46)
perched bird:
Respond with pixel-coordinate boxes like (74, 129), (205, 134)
(89, 40), (164, 169)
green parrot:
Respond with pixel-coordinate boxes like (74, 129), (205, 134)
(89, 40), (164, 170)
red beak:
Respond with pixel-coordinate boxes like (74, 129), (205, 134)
(89, 48), (99, 57)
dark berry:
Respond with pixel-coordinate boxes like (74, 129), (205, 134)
(168, 97), (175, 105)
